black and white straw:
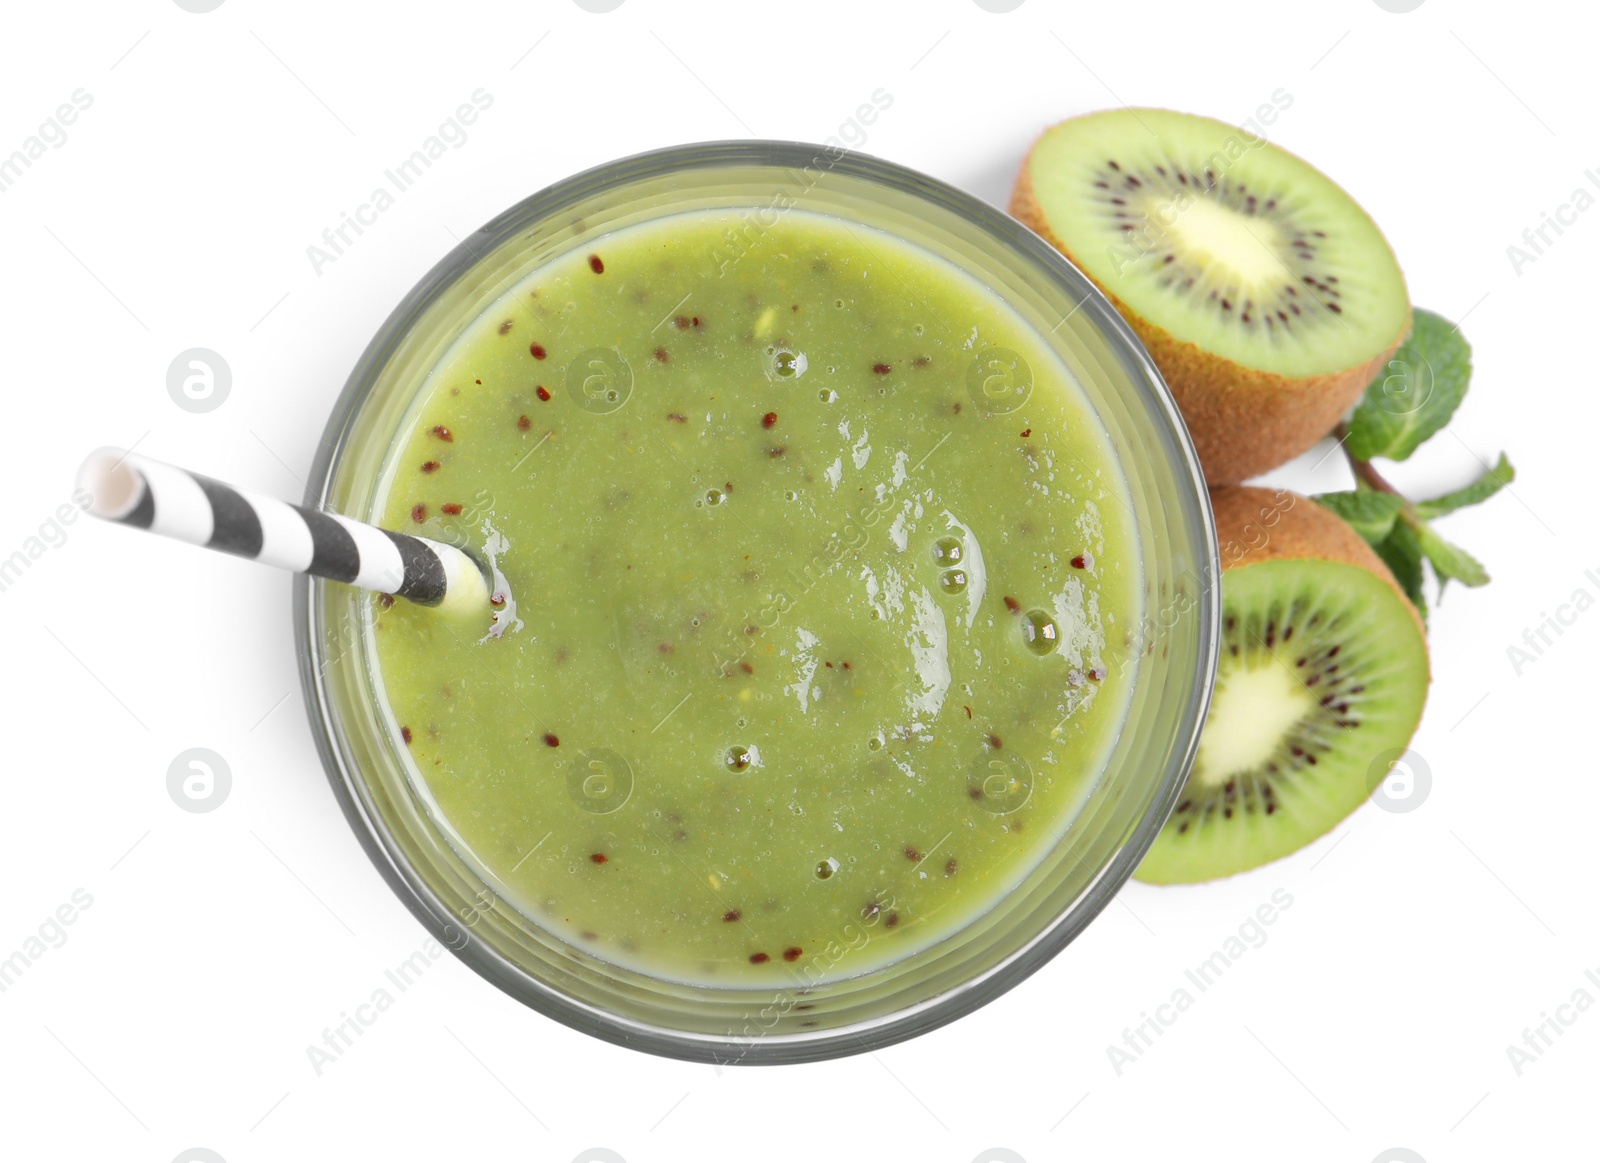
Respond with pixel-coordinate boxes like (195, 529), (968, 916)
(76, 448), (489, 611)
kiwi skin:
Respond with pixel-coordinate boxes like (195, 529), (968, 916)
(1211, 486), (1424, 638)
(1010, 125), (1410, 485)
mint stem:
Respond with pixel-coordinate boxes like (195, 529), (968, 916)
(1332, 422), (1405, 498)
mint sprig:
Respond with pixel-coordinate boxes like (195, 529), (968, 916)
(1372, 516), (1428, 617)
(1344, 308), (1473, 462)
(1413, 453), (1514, 519)
(1314, 308), (1511, 621)
(1313, 490), (1406, 543)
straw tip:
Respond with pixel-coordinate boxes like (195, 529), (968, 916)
(435, 548), (492, 615)
(76, 447), (142, 519)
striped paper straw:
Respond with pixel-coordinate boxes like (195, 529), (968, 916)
(76, 448), (489, 612)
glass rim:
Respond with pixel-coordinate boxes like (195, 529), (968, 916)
(294, 138), (1220, 1064)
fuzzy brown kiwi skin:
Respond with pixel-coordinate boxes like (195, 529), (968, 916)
(1210, 485), (1426, 640)
(1010, 145), (1409, 486)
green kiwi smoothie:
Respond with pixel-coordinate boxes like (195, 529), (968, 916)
(370, 208), (1140, 985)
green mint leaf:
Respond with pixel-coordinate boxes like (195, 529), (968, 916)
(1314, 490), (1407, 546)
(1344, 308), (1472, 462)
(1414, 452), (1515, 520)
(1417, 523), (1491, 592)
(1373, 519), (1427, 620)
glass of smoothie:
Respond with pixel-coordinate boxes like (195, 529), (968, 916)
(298, 141), (1218, 1063)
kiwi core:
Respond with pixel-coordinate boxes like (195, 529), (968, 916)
(1192, 662), (1315, 788)
(1162, 196), (1289, 289)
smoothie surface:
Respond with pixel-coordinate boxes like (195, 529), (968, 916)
(370, 208), (1139, 984)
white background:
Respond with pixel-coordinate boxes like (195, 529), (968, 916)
(0, 1), (1591, 1160)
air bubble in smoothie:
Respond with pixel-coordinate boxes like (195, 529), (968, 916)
(769, 348), (807, 379)
(1021, 609), (1061, 656)
(932, 536), (964, 567)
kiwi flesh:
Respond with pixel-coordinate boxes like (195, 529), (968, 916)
(1135, 487), (1429, 885)
(1011, 108), (1410, 484)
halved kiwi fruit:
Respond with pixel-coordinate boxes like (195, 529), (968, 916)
(1135, 487), (1429, 885)
(1012, 108), (1410, 484)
